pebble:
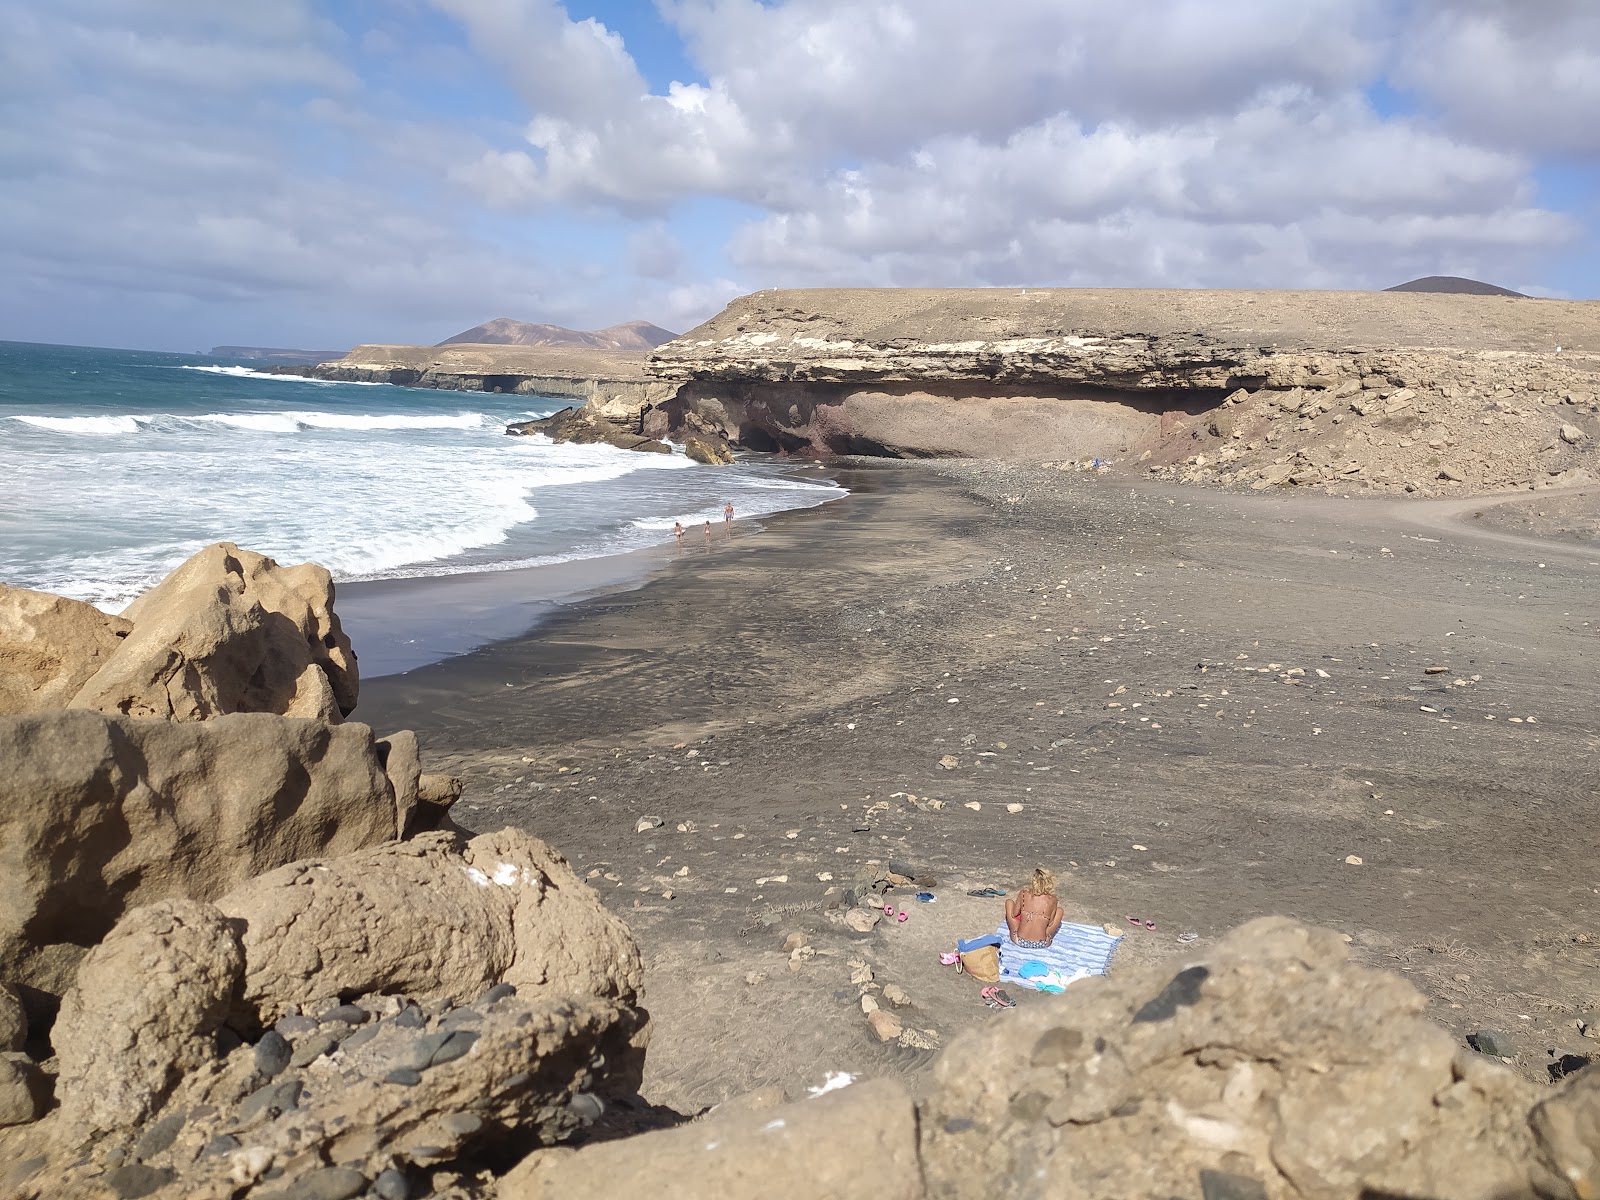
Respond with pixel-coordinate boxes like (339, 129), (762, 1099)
(882, 984), (912, 1008)
(844, 908), (881, 933)
(1467, 1030), (1514, 1058)
(372, 1167), (412, 1200)
(938, 755), (960, 769)
(254, 1030), (292, 1079)
(861, 994), (879, 1014)
(134, 1112), (185, 1160)
(104, 1165), (174, 1199)
(866, 1010), (903, 1042)
(479, 982), (518, 1005)
(408, 1028), (479, 1070)
(635, 815), (664, 833)
(963, 801), (982, 811)
(439, 1111), (484, 1138)
(391, 1006), (425, 1029)
(289, 1029), (343, 1068)
(340, 1023), (381, 1051)
(237, 1078), (303, 1124)
(385, 1067), (423, 1087)
(200, 1135), (241, 1157)
(273, 1014), (318, 1038)
(267, 1166), (368, 1200)
(1344, 855), (1363, 866)
(1006, 803), (1024, 813)
(322, 1004), (369, 1025)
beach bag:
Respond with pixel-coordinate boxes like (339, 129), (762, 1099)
(959, 944), (1000, 983)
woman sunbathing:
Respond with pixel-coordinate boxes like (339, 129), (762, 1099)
(1005, 867), (1064, 948)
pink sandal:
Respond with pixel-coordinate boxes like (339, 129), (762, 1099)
(883, 905), (897, 919)
(939, 951), (959, 966)
(896, 910), (909, 923)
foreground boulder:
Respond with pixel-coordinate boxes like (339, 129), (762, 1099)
(69, 542), (358, 723)
(0, 585), (132, 715)
(215, 828), (644, 1028)
(919, 917), (1557, 1200)
(0, 709), (420, 1008)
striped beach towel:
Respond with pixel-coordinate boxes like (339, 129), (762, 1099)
(995, 919), (1122, 991)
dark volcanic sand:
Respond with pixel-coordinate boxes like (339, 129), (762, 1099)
(356, 463), (1600, 1111)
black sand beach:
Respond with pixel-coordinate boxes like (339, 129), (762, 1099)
(356, 462), (1600, 1110)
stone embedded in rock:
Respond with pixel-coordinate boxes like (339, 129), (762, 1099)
(1560, 423), (1585, 445)
(0, 584), (133, 716)
(0, 709), (420, 1007)
(215, 828), (643, 1027)
(69, 541), (358, 722)
(52, 899), (243, 1139)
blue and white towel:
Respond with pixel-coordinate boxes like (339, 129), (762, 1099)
(995, 919), (1122, 992)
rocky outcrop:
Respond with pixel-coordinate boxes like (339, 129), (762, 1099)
(308, 343), (680, 422)
(0, 586), (132, 715)
(520, 916), (1596, 1200)
(503, 1077), (922, 1200)
(0, 709), (420, 1008)
(644, 288), (1600, 491)
(0, 983), (24, 1052)
(70, 542), (358, 723)
(52, 901), (243, 1138)
(215, 829), (643, 1028)
(507, 400), (670, 454)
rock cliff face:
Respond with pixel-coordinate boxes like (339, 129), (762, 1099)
(310, 344), (678, 420)
(645, 288), (1600, 493)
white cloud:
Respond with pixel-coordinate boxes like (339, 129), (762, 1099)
(1394, 0), (1600, 157)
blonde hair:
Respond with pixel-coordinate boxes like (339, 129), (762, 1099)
(1024, 867), (1058, 896)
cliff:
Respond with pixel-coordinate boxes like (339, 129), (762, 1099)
(309, 343), (678, 418)
(437, 318), (677, 350)
(645, 288), (1600, 494)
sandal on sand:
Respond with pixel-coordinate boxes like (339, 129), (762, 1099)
(1144, 919), (1156, 930)
(883, 905), (896, 919)
(1126, 915), (1143, 926)
(896, 910), (909, 923)
(981, 986), (1017, 1009)
(939, 952), (960, 966)
(967, 887), (1006, 898)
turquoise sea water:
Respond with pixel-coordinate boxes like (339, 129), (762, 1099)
(0, 341), (843, 610)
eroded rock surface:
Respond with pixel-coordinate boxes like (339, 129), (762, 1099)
(71, 542), (357, 723)
(919, 917), (1556, 1200)
(0, 710), (418, 1007)
(506, 400), (670, 454)
(53, 901), (242, 1139)
(502, 1076), (922, 1200)
(0, 585), (132, 715)
(215, 829), (643, 1028)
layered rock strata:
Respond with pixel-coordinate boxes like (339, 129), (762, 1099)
(308, 344), (678, 421)
(645, 288), (1600, 492)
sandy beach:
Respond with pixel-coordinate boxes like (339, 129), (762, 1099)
(355, 462), (1600, 1112)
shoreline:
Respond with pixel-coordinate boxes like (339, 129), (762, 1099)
(357, 460), (1600, 1110)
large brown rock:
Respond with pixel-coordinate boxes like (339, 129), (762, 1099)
(52, 900), (242, 1139)
(508, 400), (672, 454)
(69, 542), (358, 722)
(0, 709), (418, 1009)
(501, 1077), (923, 1200)
(215, 828), (643, 1028)
(0, 585), (132, 715)
(918, 917), (1555, 1200)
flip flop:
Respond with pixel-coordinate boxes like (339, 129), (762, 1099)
(896, 911), (909, 923)
(981, 986), (1017, 1009)
(939, 952), (960, 966)
(1126, 915), (1143, 926)
(1144, 920), (1156, 930)
(883, 905), (896, 919)
(967, 887), (1006, 898)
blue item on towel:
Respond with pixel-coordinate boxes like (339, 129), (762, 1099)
(995, 920), (1122, 990)
(957, 933), (1003, 953)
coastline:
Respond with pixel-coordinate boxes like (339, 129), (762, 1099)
(356, 459), (1600, 1110)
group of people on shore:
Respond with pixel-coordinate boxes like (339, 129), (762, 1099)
(672, 501), (734, 551)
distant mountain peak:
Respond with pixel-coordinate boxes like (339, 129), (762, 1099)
(1385, 276), (1528, 298)
(437, 318), (678, 350)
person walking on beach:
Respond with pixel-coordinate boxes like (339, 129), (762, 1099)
(673, 521), (684, 549)
(723, 500), (734, 532)
(703, 519), (713, 549)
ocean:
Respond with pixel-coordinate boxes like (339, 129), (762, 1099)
(0, 341), (844, 664)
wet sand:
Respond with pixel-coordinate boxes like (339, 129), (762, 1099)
(356, 462), (1600, 1111)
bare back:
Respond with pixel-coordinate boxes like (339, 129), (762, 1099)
(1006, 888), (1062, 944)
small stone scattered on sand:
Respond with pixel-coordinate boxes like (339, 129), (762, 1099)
(1345, 855), (1364, 866)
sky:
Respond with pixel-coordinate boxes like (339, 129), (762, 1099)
(1, 0), (1596, 352)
